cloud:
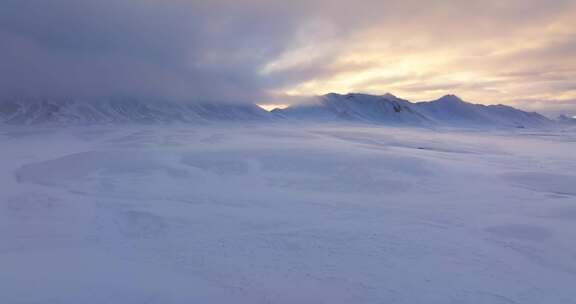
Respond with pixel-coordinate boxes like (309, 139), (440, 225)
(1, 0), (575, 113)
(0, 0), (305, 102)
(510, 99), (576, 118)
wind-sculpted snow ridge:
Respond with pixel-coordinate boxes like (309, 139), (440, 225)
(0, 98), (271, 125)
(274, 93), (554, 128)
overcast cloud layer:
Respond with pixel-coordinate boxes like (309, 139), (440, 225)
(1, 0), (575, 114)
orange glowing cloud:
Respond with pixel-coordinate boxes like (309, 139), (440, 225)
(260, 0), (576, 114)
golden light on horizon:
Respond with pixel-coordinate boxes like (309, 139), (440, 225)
(257, 104), (290, 112)
(261, 11), (576, 113)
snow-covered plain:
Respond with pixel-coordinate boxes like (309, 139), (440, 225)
(1, 123), (576, 303)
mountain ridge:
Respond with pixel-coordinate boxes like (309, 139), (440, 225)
(0, 93), (558, 128)
(0, 98), (270, 125)
(275, 93), (553, 128)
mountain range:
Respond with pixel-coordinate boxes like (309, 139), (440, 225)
(0, 93), (561, 128)
(0, 98), (270, 125)
(273, 93), (552, 128)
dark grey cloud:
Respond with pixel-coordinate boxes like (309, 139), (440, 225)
(0, 0), (306, 102)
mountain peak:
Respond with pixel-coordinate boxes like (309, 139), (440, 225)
(382, 93), (399, 99)
(436, 94), (465, 103)
(324, 92), (342, 98)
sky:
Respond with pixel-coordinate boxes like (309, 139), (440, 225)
(1, 0), (576, 115)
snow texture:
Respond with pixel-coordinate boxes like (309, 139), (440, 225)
(1, 122), (576, 303)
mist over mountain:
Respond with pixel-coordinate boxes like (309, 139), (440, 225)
(0, 93), (555, 128)
(0, 97), (270, 125)
(3, 1), (576, 303)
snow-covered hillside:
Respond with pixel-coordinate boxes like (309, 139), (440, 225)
(275, 93), (553, 128)
(1, 124), (576, 303)
(0, 98), (270, 125)
(0, 93), (556, 128)
(416, 95), (552, 128)
(558, 114), (576, 125)
(274, 93), (432, 125)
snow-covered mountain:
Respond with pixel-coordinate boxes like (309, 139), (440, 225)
(0, 93), (556, 128)
(273, 93), (432, 125)
(0, 98), (270, 125)
(558, 114), (576, 125)
(274, 93), (553, 128)
(415, 95), (552, 128)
